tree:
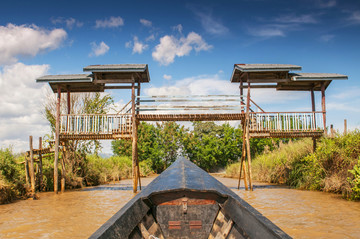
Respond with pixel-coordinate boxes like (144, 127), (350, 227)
(44, 92), (114, 187)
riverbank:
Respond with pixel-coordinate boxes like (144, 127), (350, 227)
(226, 131), (360, 201)
(0, 149), (152, 204)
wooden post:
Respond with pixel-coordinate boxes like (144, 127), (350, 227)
(67, 90), (71, 114)
(29, 136), (36, 196)
(321, 83), (327, 135)
(136, 82), (141, 190)
(131, 81), (138, 193)
(240, 80), (244, 113)
(61, 142), (66, 193)
(311, 88), (316, 152)
(54, 85), (61, 194)
(238, 122), (248, 190)
(245, 82), (253, 191)
(24, 156), (30, 188)
(344, 119), (347, 135)
(238, 81), (248, 190)
(330, 124), (334, 138)
(38, 137), (43, 191)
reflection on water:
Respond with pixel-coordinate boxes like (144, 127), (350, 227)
(0, 176), (359, 238)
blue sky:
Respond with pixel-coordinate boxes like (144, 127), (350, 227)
(0, 0), (359, 153)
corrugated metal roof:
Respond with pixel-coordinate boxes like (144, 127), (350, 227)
(36, 74), (93, 83)
(235, 64), (302, 72)
(290, 73), (348, 81)
(83, 64), (147, 72)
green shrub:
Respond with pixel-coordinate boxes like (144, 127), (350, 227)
(348, 159), (360, 201)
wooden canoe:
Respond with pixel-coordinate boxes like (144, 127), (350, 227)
(89, 157), (291, 239)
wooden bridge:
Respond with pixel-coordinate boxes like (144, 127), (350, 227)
(34, 63), (347, 194)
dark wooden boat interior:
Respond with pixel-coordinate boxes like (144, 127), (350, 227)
(90, 157), (291, 239)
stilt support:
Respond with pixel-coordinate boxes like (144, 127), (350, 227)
(29, 136), (36, 197)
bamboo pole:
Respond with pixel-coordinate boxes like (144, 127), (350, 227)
(29, 136), (36, 197)
(38, 137), (43, 191)
(246, 82), (253, 191)
(131, 81), (138, 193)
(344, 119), (347, 135)
(54, 85), (61, 194)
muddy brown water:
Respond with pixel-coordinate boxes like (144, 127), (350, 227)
(0, 176), (359, 239)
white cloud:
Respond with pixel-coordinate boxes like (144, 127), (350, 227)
(0, 23), (67, 65)
(195, 11), (229, 35)
(163, 74), (172, 80)
(173, 24), (183, 34)
(348, 11), (360, 24)
(275, 14), (317, 24)
(133, 37), (148, 54)
(140, 18), (152, 27)
(320, 34), (335, 42)
(0, 63), (50, 153)
(152, 32), (212, 65)
(89, 41), (110, 57)
(95, 16), (124, 28)
(317, 0), (336, 8)
(248, 26), (286, 37)
(146, 34), (155, 41)
(125, 36), (148, 54)
(52, 17), (83, 29)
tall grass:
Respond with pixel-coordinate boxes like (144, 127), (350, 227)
(226, 131), (360, 200)
(0, 148), (153, 204)
(226, 139), (312, 183)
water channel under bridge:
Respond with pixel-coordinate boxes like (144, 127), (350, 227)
(0, 176), (359, 239)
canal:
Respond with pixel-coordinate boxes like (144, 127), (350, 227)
(0, 176), (359, 238)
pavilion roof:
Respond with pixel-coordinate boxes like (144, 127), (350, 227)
(231, 64), (348, 91)
(36, 64), (150, 93)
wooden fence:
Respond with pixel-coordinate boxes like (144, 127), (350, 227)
(248, 112), (324, 132)
(60, 114), (132, 135)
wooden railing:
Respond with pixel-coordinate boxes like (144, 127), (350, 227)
(60, 114), (132, 135)
(248, 112), (324, 132)
(136, 95), (246, 113)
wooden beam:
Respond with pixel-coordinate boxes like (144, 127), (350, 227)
(54, 85), (61, 194)
(104, 86), (139, 90)
(240, 84), (277, 89)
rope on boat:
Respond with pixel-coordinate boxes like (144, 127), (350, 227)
(149, 235), (159, 239)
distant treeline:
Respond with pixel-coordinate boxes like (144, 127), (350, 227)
(112, 121), (286, 173)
